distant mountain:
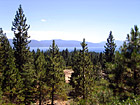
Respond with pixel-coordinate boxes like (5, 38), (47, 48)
(8, 39), (124, 48)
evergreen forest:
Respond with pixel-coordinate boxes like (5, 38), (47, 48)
(1, 5), (140, 105)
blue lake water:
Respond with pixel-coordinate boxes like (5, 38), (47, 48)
(30, 47), (107, 52)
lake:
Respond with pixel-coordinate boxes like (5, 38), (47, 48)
(30, 47), (106, 52)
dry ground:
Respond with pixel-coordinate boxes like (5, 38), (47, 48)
(36, 100), (70, 105)
(63, 69), (74, 83)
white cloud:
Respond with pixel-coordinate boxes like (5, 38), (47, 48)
(41, 19), (46, 22)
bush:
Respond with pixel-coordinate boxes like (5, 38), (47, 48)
(108, 96), (140, 105)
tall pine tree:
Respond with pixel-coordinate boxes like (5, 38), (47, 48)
(110, 26), (140, 100)
(34, 49), (47, 105)
(46, 40), (66, 105)
(104, 31), (117, 81)
(123, 25), (140, 96)
(11, 5), (35, 104)
(70, 38), (94, 101)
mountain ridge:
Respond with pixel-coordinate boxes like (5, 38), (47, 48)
(8, 39), (123, 48)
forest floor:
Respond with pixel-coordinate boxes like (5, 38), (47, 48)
(44, 100), (71, 105)
(63, 69), (74, 83)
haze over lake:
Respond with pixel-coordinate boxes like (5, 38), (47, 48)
(30, 47), (119, 52)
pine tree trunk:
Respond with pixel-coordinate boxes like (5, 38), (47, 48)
(51, 84), (54, 105)
(10, 83), (12, 103)
(24, 82), (28, 105)
(10, 93), (12, 103)
(24, 96), (27, 105)
(39, 83), (42, 105)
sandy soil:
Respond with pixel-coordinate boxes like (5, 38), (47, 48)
(63, 69), (74, 83)
(43, 100), (70, 105)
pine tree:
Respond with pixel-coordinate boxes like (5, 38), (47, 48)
(110, 26), (140, 100)
(61, 48), (70, 66)
(0, 28), (5, 103)
(71, 48), (79, 68)
(0, 28), (18, 103)
(11, 5), (35, 104)
(34, 49), (47, 105)
(104, 31), (117, 63)
(123, 25), (140, 95)
(46, 40), (66, 105)
(32, 49), (36, 60)
(0, 28), (5, 81)
(11, 4), (31, 73)
(109, 51), (126, 97)
(104, 31), (117, 83)
(126, 25), (140, 55)
(99, 52), (105, 69)
(70, 38), (94, 101)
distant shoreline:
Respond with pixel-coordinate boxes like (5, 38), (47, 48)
(30, 47), (119, 52)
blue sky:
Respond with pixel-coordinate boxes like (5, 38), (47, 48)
(1, 0), (140, 43)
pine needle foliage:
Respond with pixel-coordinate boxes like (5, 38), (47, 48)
(11, 5), (35, 104)
(0, 28), (18, 103)
(46, 40), (66, 105)
(34, 49), (47, 105)
(104, 31), (117, 63)
(70, 38), (94, 101)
